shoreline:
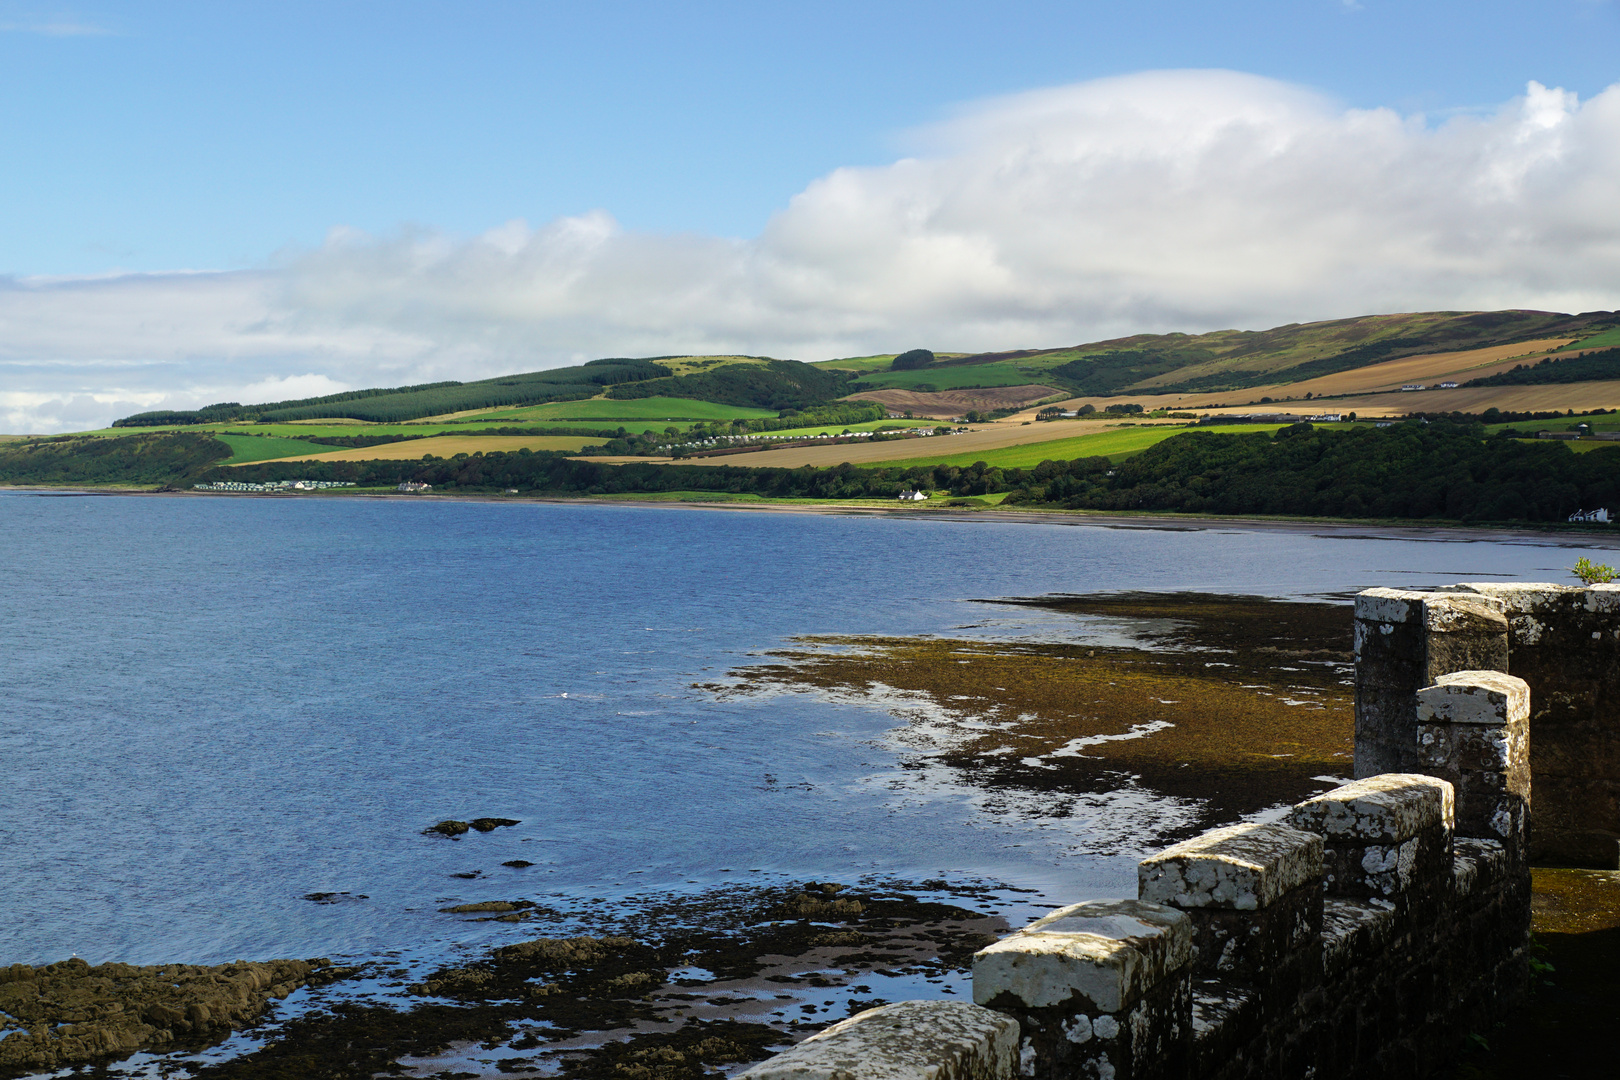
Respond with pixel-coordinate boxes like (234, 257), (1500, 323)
(6, 483), (1620, 548)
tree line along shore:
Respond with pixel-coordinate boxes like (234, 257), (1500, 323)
(5, 416), (1619, 529)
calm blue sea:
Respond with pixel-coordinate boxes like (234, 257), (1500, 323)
(0, 493), (1603, 969)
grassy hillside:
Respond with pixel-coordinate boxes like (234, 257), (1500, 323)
(214, 433), (336, 464)
(111, 357), (850, 427)
(841, 310), (1618, 398)
(0, 433), (229, 485)
(453, 396), (777, 423)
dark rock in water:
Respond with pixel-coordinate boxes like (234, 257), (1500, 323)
(424, 820), (471, 837)
(451, 871), (481, 879)
(0, 956), (345, 1072)
(302, 891), (368, 904)
(439, 901), (534, 914)
(502, 859), (535, 868)
(424, 818), (518, 837)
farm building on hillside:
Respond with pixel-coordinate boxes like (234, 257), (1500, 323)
(897, 490), (929, 502)
(398, 481), (432, 493)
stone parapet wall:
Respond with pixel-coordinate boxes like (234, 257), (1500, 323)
(1355, 582), (1620, 867)
(739, 662), (1536, 1080)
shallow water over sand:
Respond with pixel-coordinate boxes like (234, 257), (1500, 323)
(0, 494), (1601, 969)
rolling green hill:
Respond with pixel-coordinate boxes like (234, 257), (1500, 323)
(829, 310), (1619, 398)
(111, 357), (854, 427)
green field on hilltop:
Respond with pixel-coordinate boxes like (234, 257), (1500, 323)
(868, 423), (1306, 470)
(1558, 327), (1620, 352)
(214, 433), (336, 463)
(457, 396), (776, 423)
(812, 353), (972, 374)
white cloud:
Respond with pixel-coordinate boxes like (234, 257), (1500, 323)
(5, 70), (1620, 432)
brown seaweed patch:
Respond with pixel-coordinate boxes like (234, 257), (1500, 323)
(0, 957), (349, 1076)
(720, 631), (1352, 837)
(987, 591), (1354, 682)
(176, 881), (1004, 1079)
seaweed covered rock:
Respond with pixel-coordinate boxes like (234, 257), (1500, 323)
(0, 956), (336, 1072)
(423, 817), (520, 837)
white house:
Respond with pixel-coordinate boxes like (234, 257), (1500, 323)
(1569, 508), (1612, 523)
(896, 490), (929, 501)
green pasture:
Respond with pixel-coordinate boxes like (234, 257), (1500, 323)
(812, 352), (972, 373)
(867, 423), (1304, 470)
(1485, 414), (1620, 436)
(212, 433), (336, 463)
(456, 396), (775, 423)
(1559, 327), (1620, 352)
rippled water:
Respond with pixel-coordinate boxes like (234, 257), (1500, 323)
(0, 492), (1596, 969)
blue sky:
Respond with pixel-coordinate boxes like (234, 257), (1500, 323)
(5, 0), (1617, 275)
(2, 0), (1619, 431)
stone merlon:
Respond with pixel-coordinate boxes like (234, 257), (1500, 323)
(1138, 822), (1323, 911)
(972, 899), (1191, 1013)
(1285, 774), (1454, 843)
(1416, 671), (1529, 727)
(735, 1000), (1019, 1080)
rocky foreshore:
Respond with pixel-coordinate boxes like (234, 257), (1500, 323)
(0, 956), (343, 1073)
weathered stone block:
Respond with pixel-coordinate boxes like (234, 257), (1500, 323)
(1139, 823), (1324, 980)
(1414, 670), (1530, 856)
(973, 900), (1191, 1080)
(1288, 775), (1455, 903)
(1415, 670), (1529, 727)
(1139, 822), (1323, 911)
(736, 1000), (1019, 1080)
(1318, 823), (1452, 900)
(973, 900), (1190, 1014)
(1287, 774), (1454, 844)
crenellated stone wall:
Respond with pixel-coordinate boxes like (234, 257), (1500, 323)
(737, 581), (1578, 1080)
(1354, 582), (1620, 867)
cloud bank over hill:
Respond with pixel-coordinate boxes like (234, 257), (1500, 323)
(5, 70), (1620, 432)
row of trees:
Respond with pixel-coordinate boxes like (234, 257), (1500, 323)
(605, 360), (854, 410)
(1465, 348), (1620, 387)
(1041, 420), (1620, 522)
(18, 419), (1620, 527)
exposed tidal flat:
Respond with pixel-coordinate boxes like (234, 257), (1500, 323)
(0, 492), (1605, 1076)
